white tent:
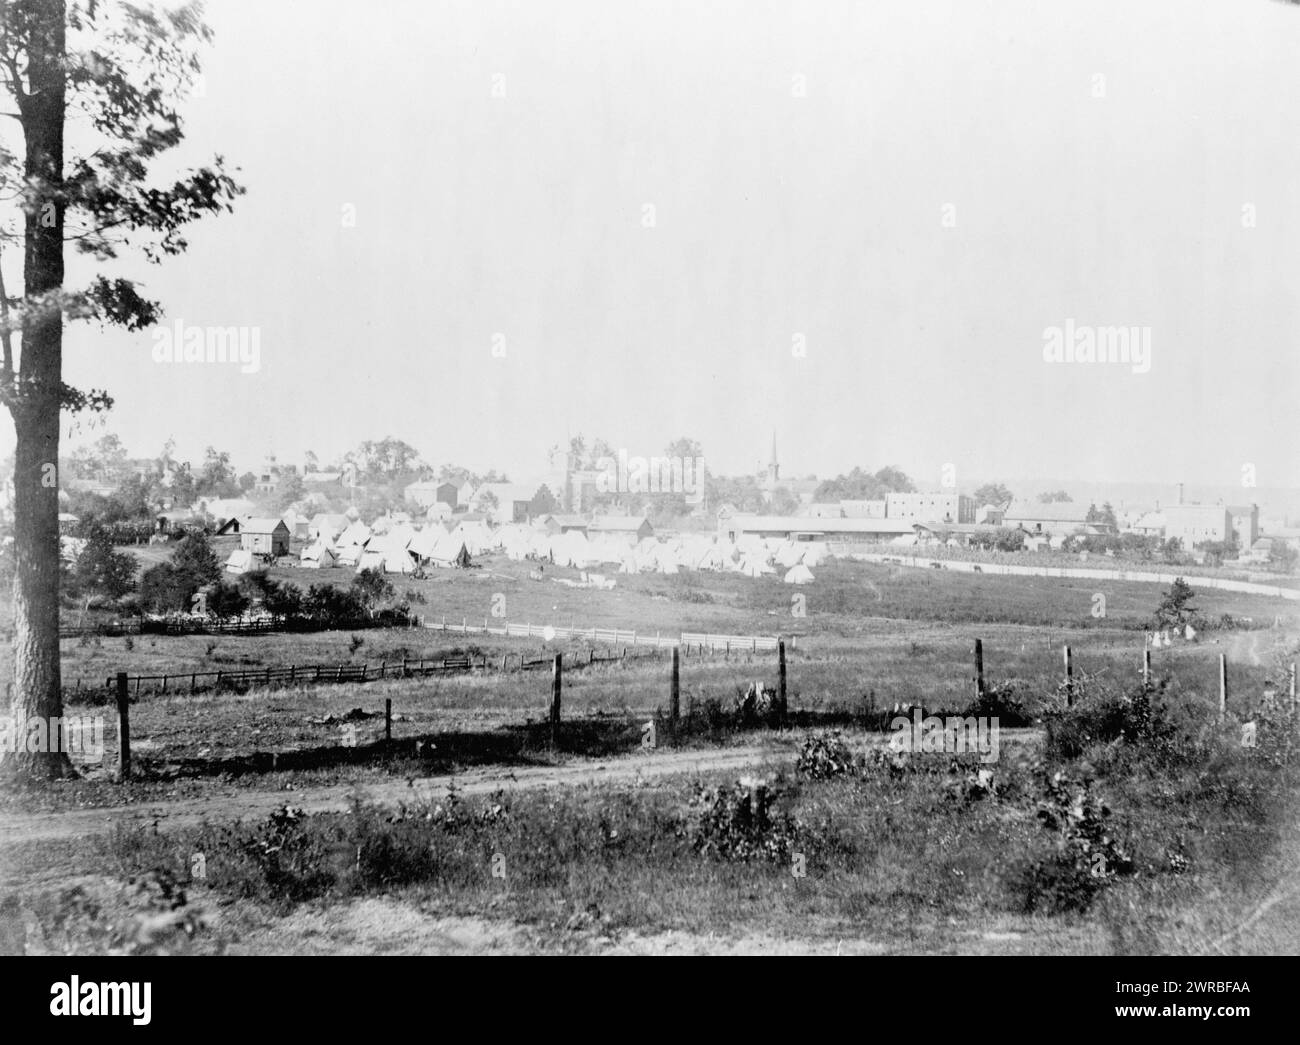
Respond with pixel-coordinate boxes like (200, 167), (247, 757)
(382, 551), (416, 574)
(551, 530), (596, 568)
(425, 532), (471, 568)
(361, 525), (418, 573)
(357, 549), (387, 573)
(451, 520), (494, 556)
(696, 545), (727, 571)
(309, 513), (349, 542)
(225, 549), (256, 575)
(336, 521), (372, 548)
(299, 540), (337, 568)
(336, 543), (365, 566)
(783, 563), (814, 585)
(774, 541), (804, 568)
(739, 557), (773, 578)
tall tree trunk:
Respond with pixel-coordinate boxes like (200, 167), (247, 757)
(8, 0), (70, 780)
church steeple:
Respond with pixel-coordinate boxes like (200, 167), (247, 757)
(767, 430), (779, 485)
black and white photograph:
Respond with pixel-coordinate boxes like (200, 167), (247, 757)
(0, 0), (1297, 994)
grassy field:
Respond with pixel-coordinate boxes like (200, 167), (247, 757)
(2, 551), (1298, 954)
(9, 554), (1293, 797)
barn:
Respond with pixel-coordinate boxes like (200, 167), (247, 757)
(240, 518), (291, 557)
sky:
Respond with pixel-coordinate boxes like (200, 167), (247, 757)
(4, 0), (1300, 492)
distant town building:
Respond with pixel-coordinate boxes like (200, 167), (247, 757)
(885, 492), (976, 525)
(841, 500), (887, 519)
(719, 515), (915, 542)
(471, 482), (541, 523)
(589, 516), (655, 541)
(1003, 500), (1091, 535)
(535, 514), (590, 536)
(1228, 504), (1259, 548)
(1162, 504), (1232, 547)
(404, 479), (458, 510)
(801, 503), (846, 518)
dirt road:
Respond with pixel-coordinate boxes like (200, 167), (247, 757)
(0, 743), (786, 854)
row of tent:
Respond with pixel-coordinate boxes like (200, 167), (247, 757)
(223, 514), (829, 582)
(294, 520), (481, 574)
(496, 526), (828, 580)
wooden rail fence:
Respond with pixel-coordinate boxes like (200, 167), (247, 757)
(420, 615), (783, 653)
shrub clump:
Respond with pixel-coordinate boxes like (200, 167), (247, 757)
(1009, 770), (1134, 914)
(687, 777), (802, 863)
(963, 679), (1036, 728)
(795, 731), (857, 780)
(1044, 678), (1199, 769)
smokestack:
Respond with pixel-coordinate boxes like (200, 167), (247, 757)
(1178, 483), (1184, 505)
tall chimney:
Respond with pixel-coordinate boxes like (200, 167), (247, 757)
(1177, 482), (1184, 505)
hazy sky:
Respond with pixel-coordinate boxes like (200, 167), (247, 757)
(6, 0), (1300, 489)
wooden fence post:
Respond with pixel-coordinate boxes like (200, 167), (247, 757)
(1142, 648), (1151, 687)
(1063, 645), (1073, 707)
(385, 699), (392, 744)
(974, 638), (985, 700)
(115, 672), (131, 782)
(550, 654), (563, 749)
(1291, 662), (1297, 709)
(1219, 654), (1228, 723)
(670, 646), (680, 739)
(778, 638), (788, 727)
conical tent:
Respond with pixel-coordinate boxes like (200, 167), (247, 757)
(427, 532), (471, 568)
(383, 550), (416, 573)
(783, 563), (814, 585)
(552, 531), (595, 568)
(696, 545), (726, 571)
(300, 540), (337, 568)
(357, 549), (387, 573)
(337, 521), (371, 548)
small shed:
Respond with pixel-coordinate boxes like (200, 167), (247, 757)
(240, 518), (291, 557)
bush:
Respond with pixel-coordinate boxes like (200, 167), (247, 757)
(1043, 678), (1201, 769)
(1008, 769), (1134, 914)
(238, 805), (339, 907)
(963, 679), (1037, 728)
(796, 732), (856, 780)
(304, 583), (366, 625)
(686, 777), (803, 862)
